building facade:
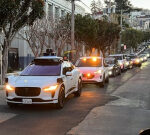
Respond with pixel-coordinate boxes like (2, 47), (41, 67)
(9, 0), (85, 70)
(128, 10), (150, 31)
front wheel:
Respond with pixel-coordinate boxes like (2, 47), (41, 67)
(99, 75), (105, 87)
(56, 87), (65, 109)
(74, 79), (82, 97)
(105, 75), (109, 83)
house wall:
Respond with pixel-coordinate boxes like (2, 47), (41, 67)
(9, 0), (85, 70)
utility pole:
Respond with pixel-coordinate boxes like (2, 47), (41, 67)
(118, 9), (123, 53)
(71, 0), (75, 62)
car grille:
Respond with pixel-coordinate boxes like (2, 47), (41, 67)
(15, 87), (41, 97)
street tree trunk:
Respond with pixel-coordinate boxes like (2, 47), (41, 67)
(2, 40), (9, 84)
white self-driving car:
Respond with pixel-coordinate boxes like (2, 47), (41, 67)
(76, 57), (109, 87)
(5, 56), (82, 108)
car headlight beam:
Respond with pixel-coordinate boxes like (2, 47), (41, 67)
(5, 84), (15, 91)
(43, 85), (58, 92)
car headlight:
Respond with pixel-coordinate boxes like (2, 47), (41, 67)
(94, 69), (102, 74)
(43, 85), (58, 92)
(109, 71), (112, 75)
(125, 62), (129, 66)
(147, 54), (149, 57)
(140, 58), (143, 61)
(5, 84), (15, 91)
(109, 67), (113, 70)
(136, 58), (140, 63)
(118, 62), (123, 66)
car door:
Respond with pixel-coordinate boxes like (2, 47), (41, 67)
(62, 62), (73, 94)
(70, 63), (78, 87)
(67, 62), (77, 88)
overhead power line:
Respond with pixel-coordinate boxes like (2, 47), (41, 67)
(79, 0), (91, 10)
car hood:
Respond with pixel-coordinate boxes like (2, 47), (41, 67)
(8, 76), (59, 88)
(77, 67), (103, 74)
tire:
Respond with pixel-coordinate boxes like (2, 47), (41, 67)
(118, 69), (121, 75)
(74, 79), (82, 97)
(113, 70), (116, 77)
(56, 87), (65, 109)
(7, 102), (17, 108)
(99, 75), (105, 87)
(138, 64), (141, 67)
(105, 75), (109, 83)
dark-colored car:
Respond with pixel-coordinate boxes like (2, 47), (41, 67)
(105, 58), (121, 77)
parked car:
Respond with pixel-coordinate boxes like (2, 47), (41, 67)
(109, 54), (128, 71)
(76, 57), (109, 87)
(5, 56), (82, 109)
(105, 57), (121, 77)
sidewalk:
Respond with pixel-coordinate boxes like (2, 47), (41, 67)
(67, 62), (150, 135)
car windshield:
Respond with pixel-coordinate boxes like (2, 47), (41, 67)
(20, 60), (61, 76)
(76, 58), (102, 67)
(105, 59), (115, 65)
(109, 56), (122, 60)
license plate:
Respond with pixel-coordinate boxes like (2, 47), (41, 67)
(22, 99), (32, 104)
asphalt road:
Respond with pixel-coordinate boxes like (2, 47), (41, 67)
(0, 64), (145, 135)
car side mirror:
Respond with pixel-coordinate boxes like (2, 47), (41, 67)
(139, 129), (150, 135)
(66, 72), (72, 76)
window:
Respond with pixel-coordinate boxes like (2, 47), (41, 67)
(20, 60), (61, 76)
(61, 10), (65, 17)
(48, 4), (53, 19)
(55, 7), (60, 19)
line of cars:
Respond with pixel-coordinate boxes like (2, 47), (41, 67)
(5, 46), (150, 109)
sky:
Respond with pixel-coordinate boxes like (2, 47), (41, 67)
(78, 0), (150, 13)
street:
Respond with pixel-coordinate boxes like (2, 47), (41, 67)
(0, 61), (149, 135)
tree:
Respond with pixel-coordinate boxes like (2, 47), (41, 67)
(74, 14), (120, 56)
(19, 16), (71, 58)
(122, 28), (144, 49)
(0, 0), (44, 83)
(91, 0), (98, 14)
(19, 19), (48, 57)
(115, 0), (132, 14)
